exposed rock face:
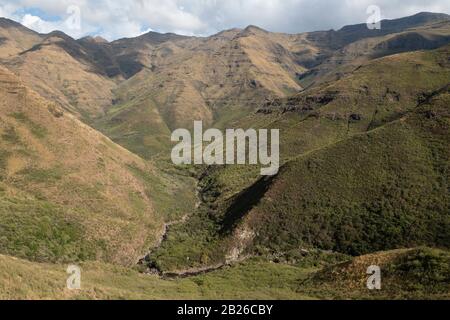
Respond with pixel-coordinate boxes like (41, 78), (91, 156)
(257, 91), (339, 115)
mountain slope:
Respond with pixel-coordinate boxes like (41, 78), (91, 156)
(91, 13), (450, 159)
(150, 45), (450, 271)
(0, 18), (42, 59)
(306, 247), (450, 299)
(330, 12), (450, 47)
(92, 26), (307, 158)
(249, 85), (450, 256)
(2, 13), (449, 160)
(3, 32), (116, 120)
(0, 66), (195, 266)
(299, 16), (450, 87)
(0, 12), (449, 299)
(0, 247), (447, 300)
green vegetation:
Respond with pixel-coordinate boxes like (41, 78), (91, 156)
(386, 248), (450, 295)
(0, 151), (7, 166)
(10, 112), (48, 139)
(251, 90), (449, 256)
(151, 46), (450, 272)
(0, 66), (201, 267)
(1, 127), (21, 144)
(151, 205), (226, 271)
(0, 248), (448, 300)
(0, 196), (97, 263)
(127, 163), (196, 222)
(0, 255), (317, 300)
(18, 167), (64, 183)
(94, 94), (172, 160)
(305, 248), (450, 299)
(1, 14), (450, 300)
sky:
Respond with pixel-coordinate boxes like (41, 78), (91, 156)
(0, 0), (450, 40)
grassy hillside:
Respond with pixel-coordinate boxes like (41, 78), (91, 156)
(306, 247), (450, 299)
(0, 18), (42, 59)
(0, 247), (447, 300)
(92, 27), (307, 158)
(3, 34), (117, 121)
(0, 13), (449, 300)
(249, 87), (449, 256)
(0, 253), (316, 300)
(0, 66), (195, 266)
(150, 46), (450, 272)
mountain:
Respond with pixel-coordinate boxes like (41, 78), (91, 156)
(3, 31), (116, 120)
(91, 12), (450, 159)
(1, 13), (449, 159)
(300, 17), (450, 86)
(150, 45), (450, 272)
(0, 23), (190, 123)
(322, 12), (450, 48)
(0, 11), (449, 300)
(93, 26), (308, 158)
(0, 65), (195, 266)
(0, 18), (42, 59)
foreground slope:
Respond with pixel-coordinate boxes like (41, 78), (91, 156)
(0, 66), (195, 266)
(306, 247), (450, 299)
(0, 247), (447, 300)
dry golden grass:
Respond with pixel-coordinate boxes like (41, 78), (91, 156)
(4, 38), (116, 120)
(0, 18), (42, 59)
(0, 66), (194, 266)
(0, 253), (316, 300)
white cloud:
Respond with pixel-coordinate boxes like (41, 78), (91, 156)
(0, 0), (449, 40)
(0, 1), (18, 19)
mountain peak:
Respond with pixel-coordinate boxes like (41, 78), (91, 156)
(44, 30), (75, 41)
(339, 11), (450, 32)
(392, 11), (450, 26)
(243, 25), (268, 33)
(0, 17), (40, 35)
(412, 11), (450, 19)
(134, 30), (189, 44)
(0, 17), (22, 28)
(80, 35), (109, 44)
(211, 28), (242, 39)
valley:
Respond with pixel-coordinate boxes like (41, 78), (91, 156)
(0, 11), (449, 300)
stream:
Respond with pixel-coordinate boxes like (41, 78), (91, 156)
(138, 184), (248, 279)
